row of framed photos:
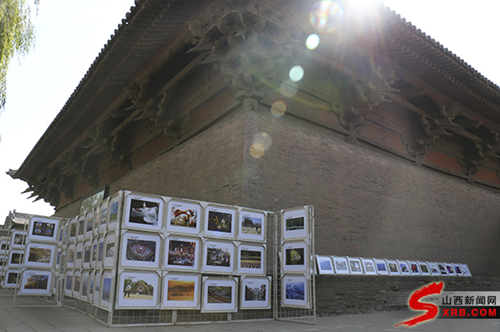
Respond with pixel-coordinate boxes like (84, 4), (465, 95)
(316, 256), (472, 277)
(67, 193), (267, 243)
(2, 242), (58, 269)
(65, 233), (267, 275)
(63, 269), (272, 312)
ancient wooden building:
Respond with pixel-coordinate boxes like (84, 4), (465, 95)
(10, 0), (500, 290)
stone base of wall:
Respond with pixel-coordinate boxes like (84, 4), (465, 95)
(316, 275), (500, 316)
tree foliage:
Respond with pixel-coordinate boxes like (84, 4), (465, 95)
(0, 0), (39, 112)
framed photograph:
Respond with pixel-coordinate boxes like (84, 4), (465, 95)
(201, 277), (237, 313)
(374, 259), (389, 275)
(93, 208), (100, 236)
(315, 256), (333, 275)
(117, 271), (159, 308)
(238, 244), (265, 275)
(418, 261), (431, 276)
(347, 257), (363, 275)
(107, 193), (122, 231)
(77, 215), (85, 241)
(332, 256), (349, 275)
(99, 200), (108, 233)
(100, 271), (114, 310)
(120, 232), (161, 269)
(81, 271), (90, 300)
(437, 263), (448, 276)
(124, 194), (163, 231)
(69, 217), (77, 241)
(91, 238), (98, 268)
(444, 263), (456, 276)
(4, 270), (20, 288)
(461, 263), (472, 277)
(28, 217), (60, 243)
(397, 260), (411, 275)
(0, 240), (9, 254)
(8, 249), (24, 267)
(408, 261), (420, 275)
(67, 244), (75, 268)
(453, 263), (463, 276)
(282, 208), (307, 240)
(89, 272), (95, 302)
(165, 237), (199, 272)
(103, 233), (116, 267)
(25, 243), (56, 268)
(19, 270), (52, 295)
(85, 211), (94, 239)
(65, 271), (73, 296)
(202, 240), (234, 274)
(240, 276), (271, 309)
(166, 200), (202, 235)
(96, 236), (104, 268)
(385, 259), (400, 275)
(427, 262), (440, 275)
(10, 231), (26, 249)
(282, 242), (308, 273)
(93, 270), (101, 305)
(73, 270), (81, 298)
(204, 206), (236, 239)
(162, 273), (201, 309)
(75, 242), (83, 268)
(361, 258), (377, 275)
(282, 275), (309, 308)
(238, 210), (266, 242)
(83, 241), (92, 268)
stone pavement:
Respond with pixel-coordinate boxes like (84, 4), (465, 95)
(0, 289), (499, 332)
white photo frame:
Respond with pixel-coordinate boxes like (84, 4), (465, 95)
(10, 231), (26, 249)
(24, 243), (56, 268)
(202, 240), (234, 274)
(166, 199), (202, 235)
(75, 242), (83, 268)
(91, 238), (98, 268)
(282, 208), (307, 240)
(77, 215), (85, 241)
(8, 249), (24, 267)
(427, 262), (440, 275)
(0, 240), (8, 254)
(361, 258), (377, 275)
(162, 273), (201, 309)
(100, 271), (113, 310)
(282, 241), (308, 273)
(238, 244), (265, 275)
(93, 207), (100, 236)
(316, 255), (334, 275)
(73, 270), (81, 298)
(120, 232), (161, 269)
(437, 263), (448, 276)
(347, 257), (363, 275)
(107, 193), (122, 231)
(165, 236), (200, 272)
(385, 259), (400, 275)
(67, 244), (75, 268)
(331, 256), (349, 275)
(238, 210), (266, 242)
(452, 263), (463, 276)
(201, 277), (238, 313)
(282, 274), (309, 309)
(96, 236), (104, 268)
(240, 276), (271, 309)
(103, 233), (116, 267)
(65, 271), (73, 296)
(117, 271), (159, 308)
(4, 270), (20, 288)
(83, 241), (92, 268)
(99, 200), (108, 233)
(93, 270), (101, 305)
(124, 194), (163, 231)
(81, 271), (90, 300)
(408, 261), (421, 276)
(444, 263), (456, 276)
(69, 217), (78, 241)
(89, 272), (95, 302)
(204, 205), (236, 239)
(460, 263), (472, 276)
(418, 261), (431, 276)
(397, 260), (411, 275)
(28, 217), (60, 243)
(85, 211), (94, 239)
(19, 270), (53, 296)
(374, 258), (389, 275)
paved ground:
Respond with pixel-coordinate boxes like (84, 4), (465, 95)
(1, 289), (499, 331)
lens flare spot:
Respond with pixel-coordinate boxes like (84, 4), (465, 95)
(289, 65), (304, 82)
(306, 34), (320, 50)
(250, 143), (265, 158)
(280, 80), (298, 98)
(271, 100), (287, 118)
(309, 1), (343, 33)
(253, 132), (272, 150)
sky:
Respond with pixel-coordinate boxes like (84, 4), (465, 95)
(0, 0), (499, 224)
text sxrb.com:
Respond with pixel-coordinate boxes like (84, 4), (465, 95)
(395, 282), (500, 328)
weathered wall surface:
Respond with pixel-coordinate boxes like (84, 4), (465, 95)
(241, 108), (500, 276)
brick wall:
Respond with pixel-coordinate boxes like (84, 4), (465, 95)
(316, 275), (500, 316)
